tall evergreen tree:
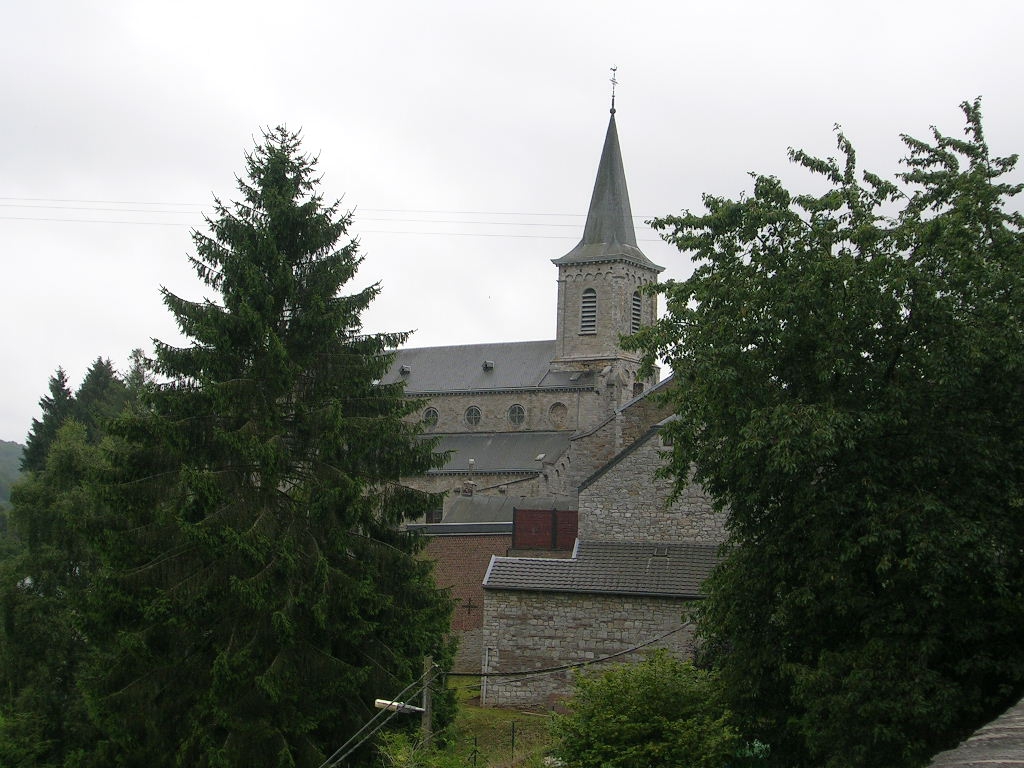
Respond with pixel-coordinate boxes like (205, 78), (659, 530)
(628, 101), (1024, 767)
(73, 357), (130, 444)
(21, 369), (74, 472)
(80, 127), (452, 767)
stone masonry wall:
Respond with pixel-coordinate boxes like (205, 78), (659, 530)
(554, 262), (656, 364)
(480, 590), (695, 707)
(544, 381), (675, 499)
(411, 389), (592, 434)
(578, 430), (726, 545)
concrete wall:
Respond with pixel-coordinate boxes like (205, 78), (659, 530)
(480, 590), (694, 707)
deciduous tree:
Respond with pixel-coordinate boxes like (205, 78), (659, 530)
(628, 100), (1024, 767)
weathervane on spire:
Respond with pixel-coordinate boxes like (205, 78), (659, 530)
(610, 66), (618, 114)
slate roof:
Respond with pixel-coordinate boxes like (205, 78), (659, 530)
(383, 340), (583, 392)
(430, 432), (572, 474)
(552, 112), (663, 273)
(928, 697), (1024, 767)
(483, 539), (718, 598)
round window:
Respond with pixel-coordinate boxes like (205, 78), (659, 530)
(508, 404), (525, 425)
(465, 406), (481, 426)
(422, 407), (439, 426)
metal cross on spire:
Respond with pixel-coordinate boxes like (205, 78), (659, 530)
(610, 65), (618, 114)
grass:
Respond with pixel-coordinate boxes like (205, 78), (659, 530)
(442, 680), (556, 768)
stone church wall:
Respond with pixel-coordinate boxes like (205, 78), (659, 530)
(577, 431), (726, 544)
(411, 390), (594, 434)
(480, 590), (694, 707)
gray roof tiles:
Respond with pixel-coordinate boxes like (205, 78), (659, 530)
(383, 340), (575, 392)
(483, 540), (718, 598)
(430, 432), (572, 474)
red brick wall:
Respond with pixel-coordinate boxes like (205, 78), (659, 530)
(422, 534), (512, 633)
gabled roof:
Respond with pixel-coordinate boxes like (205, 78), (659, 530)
(429, 431), (572, 474)
(382, 340), (570, 392)
(552, 112), (663, 273)
(483, 539), (718, 598)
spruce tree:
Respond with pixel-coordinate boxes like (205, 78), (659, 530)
(80, 127), (452, 767)
(21, 368), (74, 472)
(73, 357), (130, 443)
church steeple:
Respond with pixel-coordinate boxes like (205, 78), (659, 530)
(550, 104), (664, 375)
(552, 111), (663, 272)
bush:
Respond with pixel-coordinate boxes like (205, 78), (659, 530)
(552, 652), (742, 768)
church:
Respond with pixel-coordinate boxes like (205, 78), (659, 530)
(383, 106), (726, 705)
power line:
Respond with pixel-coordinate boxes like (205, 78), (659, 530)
(0, 195), (667, 220)
(0, 217), (667, 242)
(317, 665), (435, 768)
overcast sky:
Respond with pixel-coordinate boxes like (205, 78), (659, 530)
(2, 0), (1022, 443)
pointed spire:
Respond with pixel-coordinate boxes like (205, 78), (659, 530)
(553, 110), (663, 271)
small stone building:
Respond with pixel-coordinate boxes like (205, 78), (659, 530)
(479, 420), (726, 706)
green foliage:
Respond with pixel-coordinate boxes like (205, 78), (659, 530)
(0, 423), (107, 767)
(77, 127), (453, 767)
(552, 652), (741, 768)
(0, 360), (132, 766)
(627, 100), (1024, 767)
(375, 732), (466, 768)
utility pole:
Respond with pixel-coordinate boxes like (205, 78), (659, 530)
(421, 656), (434, 746)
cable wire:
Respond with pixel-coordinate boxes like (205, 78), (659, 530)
(316, 665), (433, 768)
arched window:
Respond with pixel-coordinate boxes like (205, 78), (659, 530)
(508, 404), (525, 425)
(631, 291), (642, 334)
(464, 406), (481, 426)
(549, 402), (567, 427)
(580, 288), (597, 334)
(422, 407), (439, 427)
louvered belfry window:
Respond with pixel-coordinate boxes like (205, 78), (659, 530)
(580, 288), (597, 334)
(631, 291), (642, 334)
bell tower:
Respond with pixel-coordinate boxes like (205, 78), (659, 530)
(551, 106), (664, 380)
